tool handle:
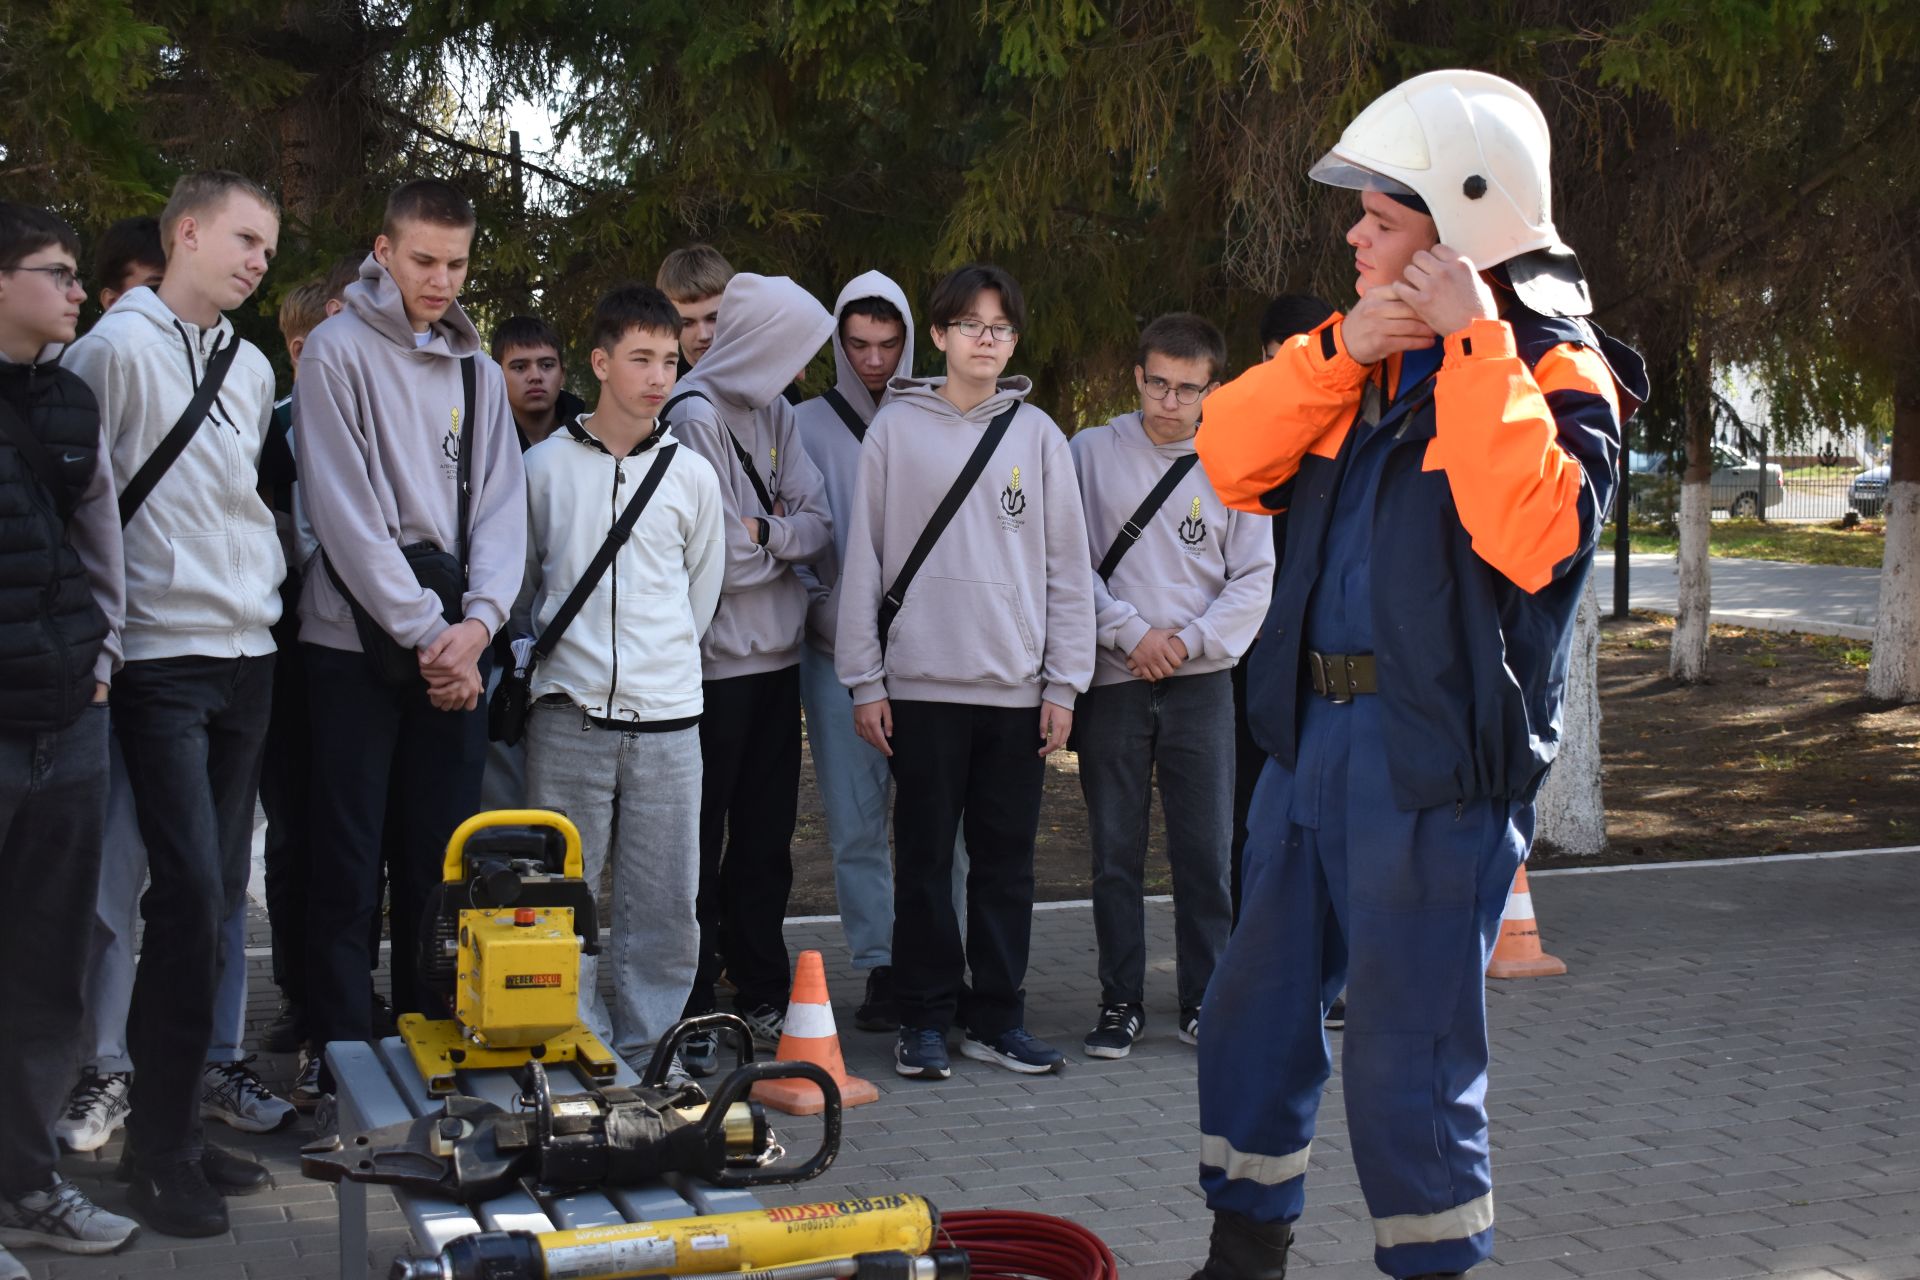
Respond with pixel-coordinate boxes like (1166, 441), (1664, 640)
(704, 1061), (842, 1186)
(644, 1012), (756, 1086)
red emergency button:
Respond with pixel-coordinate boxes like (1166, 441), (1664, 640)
(514, 908), (536, 927)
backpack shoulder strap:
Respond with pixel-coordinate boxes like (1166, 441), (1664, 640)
(822, 387), (868, 442)
(662, 386), (773, 513)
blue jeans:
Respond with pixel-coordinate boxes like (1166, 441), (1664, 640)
(1075, 671), (1235, 1011)
(0, 705), (109, 1196)
(798, 643), (966, 970)
(82, 736), (252, 1074)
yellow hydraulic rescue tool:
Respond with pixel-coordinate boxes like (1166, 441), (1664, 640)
(399, 809), (619, 1093)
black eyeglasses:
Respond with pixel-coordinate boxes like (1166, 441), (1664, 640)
(946, 319), (1020, 343)
(5, 265), (80, 291)
(1142, 375), (1210, 405)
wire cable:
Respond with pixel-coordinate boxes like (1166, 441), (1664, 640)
(938, 1210), (1119, 1280)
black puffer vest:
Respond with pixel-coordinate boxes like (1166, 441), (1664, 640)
(0, 358), (108, 729)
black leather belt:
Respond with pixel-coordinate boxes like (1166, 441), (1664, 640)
(1305, 650), (1378, 702)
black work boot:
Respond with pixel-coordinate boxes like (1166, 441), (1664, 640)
(1189, 1210), (1292, 1280)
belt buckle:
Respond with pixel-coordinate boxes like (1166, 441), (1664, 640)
(1312, 651), (1351, 704)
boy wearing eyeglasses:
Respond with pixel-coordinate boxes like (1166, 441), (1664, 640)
(1066, 313), (1273, 1060)
(835, 263), (1095, 1080)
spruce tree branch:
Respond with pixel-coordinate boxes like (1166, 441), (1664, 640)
(373, 101), (597, 196)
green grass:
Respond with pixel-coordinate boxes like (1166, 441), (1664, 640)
(1606, 519), (1885, 568)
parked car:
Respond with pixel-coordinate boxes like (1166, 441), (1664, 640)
(1626, 445), (1784, 517)
(1849, 464), (1889, 518)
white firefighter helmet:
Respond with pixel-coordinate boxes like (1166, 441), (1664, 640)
(1309, 69), (1591, 316)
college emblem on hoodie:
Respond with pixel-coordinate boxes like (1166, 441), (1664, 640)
(441, 402), (463, 479)
(999, 464), (1027, 531)
(1179, 496), (1207, 553)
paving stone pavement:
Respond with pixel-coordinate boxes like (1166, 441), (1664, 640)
(19, 849), (1920, 1280)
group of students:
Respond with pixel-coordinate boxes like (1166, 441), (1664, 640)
(0, 170), (1322, 1262)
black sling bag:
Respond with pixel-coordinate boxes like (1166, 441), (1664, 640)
(1095, 452), (1201, 581)
(118, 335), (240, 525)
(877, 402), (1019, 653)
(489, 443), (679, 745)
(326, 356), (476, 687)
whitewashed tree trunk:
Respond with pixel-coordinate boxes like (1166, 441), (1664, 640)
(1536, 576), (1606, 855)
(1867, 480), (1919, 703)
(1670, 481), (1712, 682)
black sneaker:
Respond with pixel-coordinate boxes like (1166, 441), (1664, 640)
(1178, 1006), (1201, 1046)
(1083, 1003), (1146, 1059)
(260, 1000), (307, 1054)
(125, 1156), (228, 1238)
(681, 1031), (720, 1078)
(1324, 997), (1346, 1031)
(853, 966), (900, 1032)
(894, 1027), (952, 1080)
(962, 1027), (1064, 1074)
(116, 1144), (270, 1197)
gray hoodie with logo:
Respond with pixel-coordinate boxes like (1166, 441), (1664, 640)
(1069, 411), (1275, 687)
(835, 377), (1096, 710)
(666, 273), (835, 680)
(293, 256), (526, 652)
(64, 287), (283, 662)
(791, 270), (916, 652)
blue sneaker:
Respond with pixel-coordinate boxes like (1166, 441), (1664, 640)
(961, 1027), (1064, 1075)
(894, 1027), (951, 1080)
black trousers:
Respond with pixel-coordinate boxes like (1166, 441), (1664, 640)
(886, 700), (1045, 1038)
(687, 666), (800, 1015)
(0, 706), (108, 1195)
(303, 644), (487, 1060)
(113, 655), (274, 1166)
(259, 629), (310, 1002)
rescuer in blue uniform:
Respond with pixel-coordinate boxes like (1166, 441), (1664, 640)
(1186, 71), (1648, 1280)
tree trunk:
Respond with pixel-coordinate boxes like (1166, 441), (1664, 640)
(275, 0), (371, 239)
(1670, 316), (1714, 682)
(1536, 575), (1606, 855)
(1866, 358), (1919, 703)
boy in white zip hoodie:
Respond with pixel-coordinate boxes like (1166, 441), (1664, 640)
(662, 272), (834, 1071)
(63, 171), (285, 1237)
(521, 284), (725, 1071)
(1069, 313), (1274, 1060)
(836, 263), (1096, 1080)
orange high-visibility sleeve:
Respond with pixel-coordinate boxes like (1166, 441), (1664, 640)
(1197, 317), (1370, 514)
(1433, 319), (1622, 593)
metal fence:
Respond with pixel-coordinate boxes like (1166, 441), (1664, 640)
(1623, 428), (1890, 525)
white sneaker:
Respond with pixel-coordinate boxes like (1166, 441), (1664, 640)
(201, 1057), (295, 1133)
(53, 1070), (131, 1153)
(0, 1176), (137, 1255)
(0, 1244), (27, 1280)
(737, 1004), (785, 1050)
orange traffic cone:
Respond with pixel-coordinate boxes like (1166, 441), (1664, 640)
(1486, 864), (1567, 979)
(751, 950), (880, 1116)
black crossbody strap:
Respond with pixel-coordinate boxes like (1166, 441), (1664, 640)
(878, 402), (1019, 646)
(662, 386), (775, 513)
(1096, 452), (1201, 581)
(528, 444), (679, 668)
(456, 355), (475, 578)
(0, 395), (79, 521)
(822, 386), (867, 442)
(119, 334), (240, 526)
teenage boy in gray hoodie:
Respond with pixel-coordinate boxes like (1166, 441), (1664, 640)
(791, 271), (922, 1032)
(294, 179), (526, 1104)
(836, 263), (1096, 1080)
(661, 272), (834, 1072)
(63, 171), (285, 1237)
(1069, 313), (1274, 1061)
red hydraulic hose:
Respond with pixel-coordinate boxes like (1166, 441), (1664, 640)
(939, 1210), (1119, 1280)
